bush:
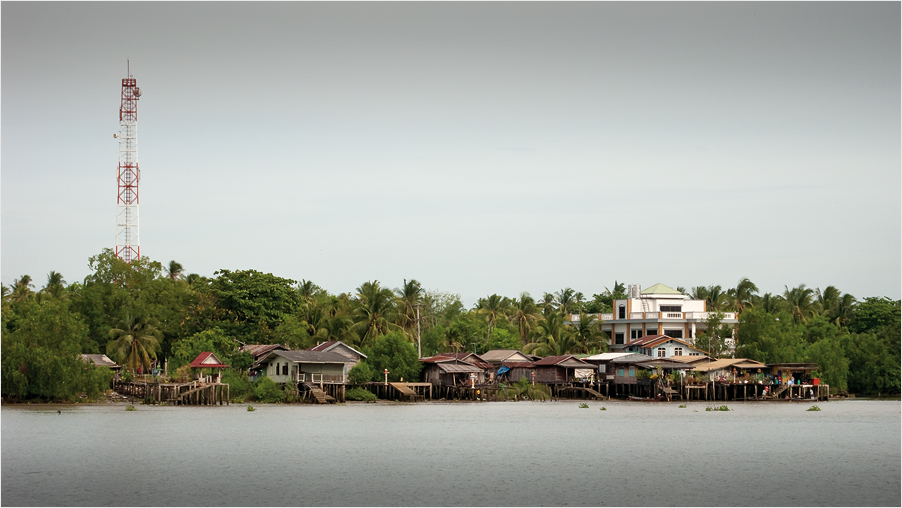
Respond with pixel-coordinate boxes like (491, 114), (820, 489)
(222, 369), (253, 402)
(349, 361), (377, 385)
(346, 387), (377, 401)
(253, 376), (285, 403)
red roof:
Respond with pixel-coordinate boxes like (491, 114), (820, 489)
(190, 352), (230, 369)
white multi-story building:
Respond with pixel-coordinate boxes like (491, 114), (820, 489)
(579, 283), (738, 351)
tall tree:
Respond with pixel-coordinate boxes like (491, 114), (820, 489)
(107, 314), (162, 374)
(395, 279), (424, 344)
(783, 284), (817, 323)
(571, 313), (607, 354)
(351, 281), (400, 348)
(475, 294), (508, 340)
(509, 292), (540, 344)
(524, 312), (577, 356)
(164, 260), (185, 281)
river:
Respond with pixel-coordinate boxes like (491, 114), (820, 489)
(2, 399), (899, 506)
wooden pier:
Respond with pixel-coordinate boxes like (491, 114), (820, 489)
(115, 381), (230, 406)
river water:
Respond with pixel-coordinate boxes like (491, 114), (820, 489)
(2, 399), (899, 506)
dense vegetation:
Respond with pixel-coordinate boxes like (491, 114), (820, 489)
(2, 250), (899, 401)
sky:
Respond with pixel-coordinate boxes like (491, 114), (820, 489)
(2, 2), (900, 307)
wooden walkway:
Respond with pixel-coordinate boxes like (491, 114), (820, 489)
(115, 381), (230, 406)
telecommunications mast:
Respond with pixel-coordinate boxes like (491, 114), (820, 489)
(115, 62), (142, 262)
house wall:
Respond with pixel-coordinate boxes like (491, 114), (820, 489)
(612, 364), (639, 384)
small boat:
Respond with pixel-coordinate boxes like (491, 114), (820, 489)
(628, 395), (664, 402)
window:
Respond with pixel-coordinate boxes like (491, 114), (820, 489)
(618, 305), (626, 319)
(661, 305), (682, 312)
(657, 347), (666, 358)
(628, 367), (635, 377)
(674, 347), (683, 356)
(631, 329), (643, 339)
(618, 368), (624, 377)
(665, 329), (683, 338)
(283, 364), (288, 376)
(615, 333), (625, 345)
(647, 328), (658, 336)
(599, 365), (606, 373)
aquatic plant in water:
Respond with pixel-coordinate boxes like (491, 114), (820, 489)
(579, 402), (589, 408)
(247, 405), (256, 411)
(807, 405), (821, 411)
(125, 405), (136, 411)
(705, 405), (732, 411)
(679, 404), (687, 408)
(599, 407), (607, 411)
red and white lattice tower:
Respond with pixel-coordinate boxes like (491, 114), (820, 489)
(115, 67), (142, 262)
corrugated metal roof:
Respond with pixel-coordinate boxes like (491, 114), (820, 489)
(480, 350), (530, 362)
(610, 353), (655, 364)
(81, 354), (119, 368)
(532, 355), (592, 367)
(437, 363), (484, 374)
(306, 341), (368, 359)
(584, 352), (633, 361)
(257, 350), (354, 366)
(692, 358), (765, 372)
(240, 344), (288, 359)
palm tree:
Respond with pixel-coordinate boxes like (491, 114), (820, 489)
(394, 279), (423, 341)
(298, 279), (319, 307)
(509, 292), (540, 344)
(783, 284), (816, 323)
(816, 286), (840, 316)
(705, 285), (728, 312)
(832, 293), (856, 328)
(351, 281), (400, 348)
(524, 312), (578, 357)
(475, 294), (508, 340)
(571, 313), (607, 354)
(107, 314), (162, 374)
(164, 260), (185, 281)
(555, 288), (577, 317)
(729, 277), (759, 313)
(11, 275), (34, 302)
(540, 292), (556, 314)
(690, 286), (709, 302)
(754, 292), (784, 314)
(41, 271), (67, 300)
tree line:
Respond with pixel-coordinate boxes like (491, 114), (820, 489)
(2, 250), (899, 401)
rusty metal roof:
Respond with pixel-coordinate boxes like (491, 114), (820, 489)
(80, 354), (119, 368)
(533, 355), (592, 368)
(239, 344), (289, 359)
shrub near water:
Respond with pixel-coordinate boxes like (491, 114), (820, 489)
(252, 377), (285, 403)
(346, 388), (377, 401)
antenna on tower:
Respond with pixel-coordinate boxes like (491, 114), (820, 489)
(115, 68), (140, 263)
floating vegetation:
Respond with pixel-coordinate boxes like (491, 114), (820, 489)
(679, 404), (687, 408)
(807, 405), (821, 411)
(125, 405), (136, 411)
(705, 405), (732, 411)
(578, 402), (589, 409)
(599, 407), (607, 411)
(247, 405), (256, 412)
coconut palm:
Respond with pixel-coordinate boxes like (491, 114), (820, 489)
(754, 292), (784, 314)
(41, 271), (67, 300)
(832, 293), (857, 328)
(11, 275), (34, 302)
(524, 312), (578, 357)
(509, 292), (540, 344)
(705, 285), (728, 312)
(540, 292), (556, 314)
(816, 286), (841, 316)
(729, 278), (759, 313)
(395, 279), (423, 341)
(690, 286), (709, 302)
(107, 314), (162, 374)
(555, 288), (577, 317)
(351, 281), (400, 348)
(164, 260), (185, 281)
(783, 284), (817, 323)
(298, 279), (320, 307)
(571, 313), (607, 354)
(475, 294), (508, 340)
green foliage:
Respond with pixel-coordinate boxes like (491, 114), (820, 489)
(578, 402), (589, 408)
(848, 297), (900, 334)
(706, 405), (732, 411)
(366, 331), (422, 382)
(125, 405), (136, 411)
(348, 361), (377, 384)
(206, 269), (300, 343)
(346, 387), (378, 401)
(1, 299), (109, 401)
(272, 314), (313, 350)
(806, 335), (849, 392)
(735, 308), (807, 364)
(247, 405), (256, 411)
(222, 369), (253, 402)
(252, 376), (286, 403)
(488, 327), (520, 351)
(170, 327), (236, 369)
(807, 405), (821, 411)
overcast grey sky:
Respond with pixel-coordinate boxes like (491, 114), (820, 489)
(2, 2), (900, 306)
